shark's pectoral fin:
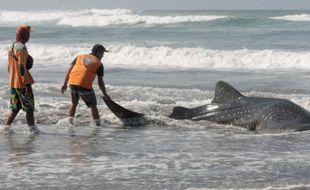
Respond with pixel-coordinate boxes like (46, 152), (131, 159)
(169, 106), (193, 119)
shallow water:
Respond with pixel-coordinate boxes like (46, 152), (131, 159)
(1, 125), (310, 190)
(1, 68), (310, 189)
(2, 62), (310, 189)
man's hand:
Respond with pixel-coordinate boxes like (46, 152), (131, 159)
(103, 94), (111, 101)
(61, 84), (67, 94)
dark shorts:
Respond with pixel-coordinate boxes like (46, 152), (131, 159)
(10, 86), (34, 113)
(69, 85), (97, 107)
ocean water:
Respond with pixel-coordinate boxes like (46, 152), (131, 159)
(1, 9), (310, 189)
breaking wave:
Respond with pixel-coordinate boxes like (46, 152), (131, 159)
(1, 43), (310, 70)
(271, 14), (310, 21)
(0, 9), (227, 27)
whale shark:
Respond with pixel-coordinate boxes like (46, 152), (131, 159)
(169, 81), (310, 132)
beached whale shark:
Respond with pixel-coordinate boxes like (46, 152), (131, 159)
(169, 81), (310, 132)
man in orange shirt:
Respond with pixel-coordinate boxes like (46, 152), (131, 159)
(1, 24), (39, 134)
(61, 44), (111, 126)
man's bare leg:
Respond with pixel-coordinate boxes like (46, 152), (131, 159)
(90, 105), (100, 126)
(69, 103), (78, 125)
(1, 110), (20, 134)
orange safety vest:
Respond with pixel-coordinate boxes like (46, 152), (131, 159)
(68, 54), (102, 89)
(8, 42), (34, 88)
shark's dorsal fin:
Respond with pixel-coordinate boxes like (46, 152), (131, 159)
(211, 81), (244, 103)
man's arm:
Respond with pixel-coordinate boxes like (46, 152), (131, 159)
(61, 58), (76, 94)
(17, 50), (28, 85)
(15, 48), (32, 95)
(96, 64), (111, 99)
(98, 76), (110, 100)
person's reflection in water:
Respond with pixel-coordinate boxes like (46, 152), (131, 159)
(4, 133), (37, 174)
(67, 125), (102, 163)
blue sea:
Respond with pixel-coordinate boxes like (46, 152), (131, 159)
(1, 9), (310, 189)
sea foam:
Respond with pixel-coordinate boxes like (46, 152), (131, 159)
(0, 9), (227, 27)
(0, 9), (132, 23)
(271, 14), (310, 21)
(57, 14), (227, 27)
(1, 43), (310, 70)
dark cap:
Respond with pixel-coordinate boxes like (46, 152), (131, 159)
(91, 44), (109, 54)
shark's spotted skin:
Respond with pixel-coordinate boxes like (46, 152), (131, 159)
(169, 81), (310, 132)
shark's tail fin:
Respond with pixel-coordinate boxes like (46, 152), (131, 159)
(100, 96), (145, 126)
(169, 106), (193, 119)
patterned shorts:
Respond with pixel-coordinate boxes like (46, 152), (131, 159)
(10, 86), (35, 113)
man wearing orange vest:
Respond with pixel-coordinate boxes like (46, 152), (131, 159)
(61, 44), (111, 126)
(1, 24), (39, 134)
